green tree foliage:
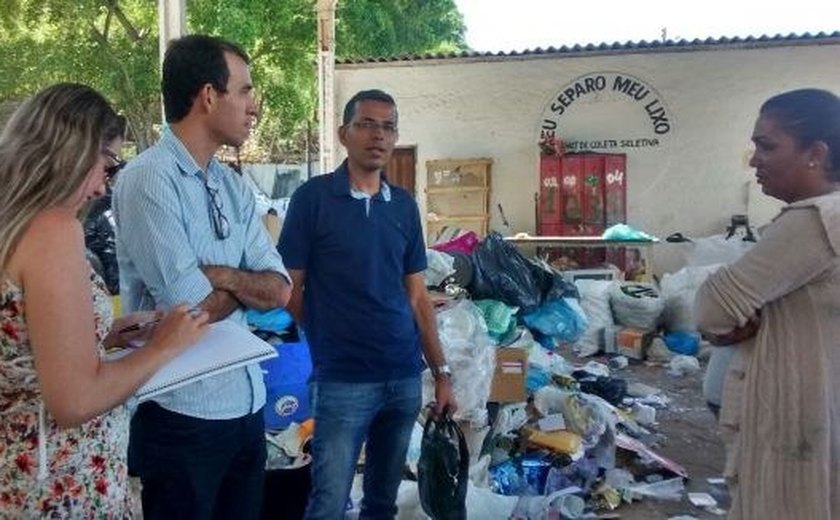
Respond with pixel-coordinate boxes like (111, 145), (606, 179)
(0, 0), (160, 148)
(187, 0), (320, 159)
(336, 0), (466, 57)
(0, 0), (466, 157)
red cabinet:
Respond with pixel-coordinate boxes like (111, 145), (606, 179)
(538, 154), (563, 236)
(539, 152), (626, 231)
(603, 154), (627, 226)
(538, 153), (627, 268)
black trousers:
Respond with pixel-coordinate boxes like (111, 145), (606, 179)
(129, 402), (266, 520)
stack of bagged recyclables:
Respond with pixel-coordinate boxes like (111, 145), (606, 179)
(411, 230), (692, 519)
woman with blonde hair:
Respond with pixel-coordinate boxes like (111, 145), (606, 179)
(0, 83), (209, 516)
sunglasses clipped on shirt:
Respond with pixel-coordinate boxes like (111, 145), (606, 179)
(203, 179), (231, 240)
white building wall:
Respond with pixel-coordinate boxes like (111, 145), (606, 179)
(334, 41), (840, 273)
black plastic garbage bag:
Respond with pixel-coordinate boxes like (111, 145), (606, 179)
(573, 372), (629, 406)
(448, 251), (474, 288)
(83, 194), (119, 295)
(418, 415), (469, 520)
(469, 232), (578, 312)
(533, 263), (579, 303)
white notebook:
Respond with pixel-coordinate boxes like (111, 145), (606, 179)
(107, 320), (277, 402)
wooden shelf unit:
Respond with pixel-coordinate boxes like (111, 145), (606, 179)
(425, 158), (492, 243)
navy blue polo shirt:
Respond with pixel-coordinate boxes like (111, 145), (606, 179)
(278, 161), (427, 382)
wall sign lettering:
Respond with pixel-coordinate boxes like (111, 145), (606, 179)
(539, 72), (674, 152)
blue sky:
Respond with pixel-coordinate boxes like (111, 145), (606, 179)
(455, 0), (840, 52)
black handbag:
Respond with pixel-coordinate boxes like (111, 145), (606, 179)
(417, 415), (469, 520)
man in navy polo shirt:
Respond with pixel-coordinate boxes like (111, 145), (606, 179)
(279, 89), (456, 519)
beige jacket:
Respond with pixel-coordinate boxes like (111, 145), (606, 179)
(696, 192), (840, 520)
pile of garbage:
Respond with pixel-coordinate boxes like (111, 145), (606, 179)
(257, 227), (746, 518)
(401, 228), (733, 518)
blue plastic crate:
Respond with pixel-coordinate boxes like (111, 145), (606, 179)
(261, 340), (312, 430)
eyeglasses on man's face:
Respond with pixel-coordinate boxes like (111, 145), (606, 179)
(203, 181), (231, 240)
(101, 149), (126, 182)
(351, 120), (398, 135)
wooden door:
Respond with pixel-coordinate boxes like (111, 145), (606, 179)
(387, 146), (416, 196)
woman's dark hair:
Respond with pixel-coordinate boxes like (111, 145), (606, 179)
(162, 34), (250, 123)
(760, 88), (840, 180)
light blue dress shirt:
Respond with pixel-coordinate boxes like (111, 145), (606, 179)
(113, 130), (288, 419)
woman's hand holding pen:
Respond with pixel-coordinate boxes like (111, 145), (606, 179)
(145, 304), (209, 358)
(104, 305), (209, 356)
(104, 310), (162, 349)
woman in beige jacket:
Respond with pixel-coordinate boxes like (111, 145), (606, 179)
(696, 88), (840, 519)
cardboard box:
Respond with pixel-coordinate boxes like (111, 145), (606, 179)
(489, 347), (528, 403)
(615, 327), (655, 360)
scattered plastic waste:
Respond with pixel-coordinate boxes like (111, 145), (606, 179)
(616, 433), (689, 478)
(526, 365), (553, 394)
(425, 248), (456, 287)
(577, 375), (628, 406)
(604, 468), (636, 490)
(547, 490), (586, 519)
(688, 492), (718, 507)
(610, 282), (665, 329)
(490, 456), (553, 496)
(429, 299), (495, 425)
(573, 279), (617, 357)
(608, 356), (629, 370)
(521, 297), (588, 343)
(633, 402), (657, 425)
(625, 477), (685, 502)
(664, 331), (701, 356)
(647, 337), (675, 363)
(525, 427), (582, 455)
(265, 421), (312, 470)
(537, 413), (566, 432)
(431, 231), (480, 256)
(602, 223), (659, 242)
(474, 299), (519, 340)
(667, 355), (701, 376)
(626, 382), (662, 398)
(544, 459), (599, 495)
(581, 360), (611, 377)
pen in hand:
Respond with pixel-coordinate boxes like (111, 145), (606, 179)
(116, 306), (203, 335)
(118, 319), (160, 335)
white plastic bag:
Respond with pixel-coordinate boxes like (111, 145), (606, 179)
(424, 249), (456, 287)
(572, 279), (617, 357)
(667, 354), (701, 376)
(659, 264), (722, 332)
(423, 299), (495, 426)
(609, 283), (664, 329)
(688, 234), (755, 266)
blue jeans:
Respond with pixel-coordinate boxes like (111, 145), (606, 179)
(304, 377), (422, 520)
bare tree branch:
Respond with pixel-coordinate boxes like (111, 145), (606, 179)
(103, 5), (113, 39)
(112, 2), (142, 42)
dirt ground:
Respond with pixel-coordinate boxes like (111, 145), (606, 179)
(600, 354), (728, 519)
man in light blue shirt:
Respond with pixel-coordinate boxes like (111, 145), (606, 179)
(113, 35), (291, 519)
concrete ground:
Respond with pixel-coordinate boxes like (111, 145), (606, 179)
(606, 358), (728, 519)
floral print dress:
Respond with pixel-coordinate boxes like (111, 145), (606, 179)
(0, 272), (133, 518)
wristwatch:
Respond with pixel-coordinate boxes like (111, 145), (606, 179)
(430, 363), (452, 380)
